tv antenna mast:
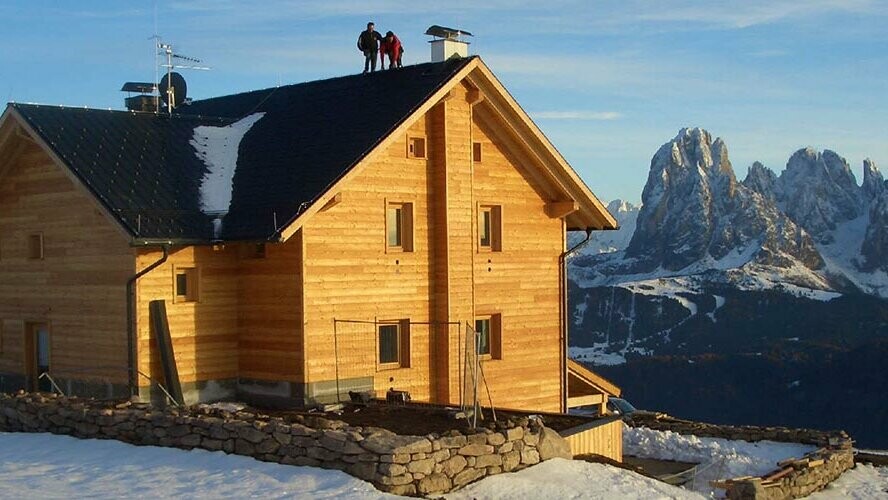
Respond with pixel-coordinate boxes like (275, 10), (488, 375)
(156, 40), (211, 115)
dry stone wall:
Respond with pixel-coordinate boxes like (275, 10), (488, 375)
(0, 392), (571, 497)
(625, 412), (855, 500)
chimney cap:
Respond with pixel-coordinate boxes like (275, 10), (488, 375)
(425, 25), (473, 40)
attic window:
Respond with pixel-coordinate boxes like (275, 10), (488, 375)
(28, 233), (44, 260)
(407, 136), (427, 159)
(174, 267), (199, 303)
(473, 142), (482, 162)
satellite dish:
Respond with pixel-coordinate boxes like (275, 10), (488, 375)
(159, 72), (187, 108)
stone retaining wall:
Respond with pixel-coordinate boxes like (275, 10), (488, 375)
(624, 412), (849, 447)
(625, 412), (855, 500)
(0, 392), (571, 497)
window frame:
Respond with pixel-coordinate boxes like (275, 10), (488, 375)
(377, 319), (411, 369)
(477, 204), (502, 252)
(472, 141), (482, 163)
(385, 200), (414, 252)
(474, 314), (502, 360)
(173, 266), (200, 303)
(27, 232), (44, 260)
(407, 135), (427, 159)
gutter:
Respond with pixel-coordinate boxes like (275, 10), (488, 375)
(558, 228), (594, 413)
(126, 245), (169, 398)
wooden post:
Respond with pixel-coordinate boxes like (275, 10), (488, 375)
(149, 300), (184, 405)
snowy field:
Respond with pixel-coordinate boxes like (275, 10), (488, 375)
(624, 425), (816, 497)
(0, 431), (884, 499)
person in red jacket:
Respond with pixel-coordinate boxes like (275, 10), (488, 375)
(379, 31), (403, 69)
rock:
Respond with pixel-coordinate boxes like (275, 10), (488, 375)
(467, 433), (488, 445)
(537, 427), (572, 460)
(347, 462), (377, 481)
(430, 449), (451, 462)
(453, 467), (486, 487)
(256, 439), (280, 455)
(202, 438), (224, 451)
(407, 458), (435, 475)
(282, 456), (320, 467)
(487, 433), (506, 446)
(235, 439), (255, 455)
(380, 453), (411, 464)
(497, 441), (513, 453)
(378, 462), (407, 476)
(272, 432), (291, 445)
(442, 455), (468, 477)
(475, 454), (502, 468)
(523, 432), (540, 446)
(385, 483), (416, 496)
(179, 434), (202, 447)
(237, 426), (267, 444)
(361, 434), (432, 455)
(418, 473), (452, 495)
(505, 426), (524, 441)
(520, 448), (540, 465)
(458, 443), (494, 456)
(437, 435), (467, 448)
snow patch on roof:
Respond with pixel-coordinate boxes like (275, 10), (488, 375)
(191, 112), (265, 235)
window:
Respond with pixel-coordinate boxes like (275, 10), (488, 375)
(407, 136), (426, 159)
(474, 314), (502, 359)
(378, 320), (410, 367)
(473, 142), (482, 162)
(386, 202), (413, 251)
(28, 233), (44, 260)
(174, 267), (199, 303)
(478, 205), (502, 251)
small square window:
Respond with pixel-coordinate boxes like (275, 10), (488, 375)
(473, 142), (482, 162)
(28, 233), (44, 260)
(386, 202), (414, 252)
(174, 267), (199, 303)
(478, 205), (502, 251)
(408, 136), (426, 159)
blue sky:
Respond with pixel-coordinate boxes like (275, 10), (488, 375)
(1, 1), (886, 203)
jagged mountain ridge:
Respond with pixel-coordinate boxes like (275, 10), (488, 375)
(572, 128), (888, 297)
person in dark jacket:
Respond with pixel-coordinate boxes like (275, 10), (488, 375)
(379, 31), (403, 69)
(357, 22), (383, 73)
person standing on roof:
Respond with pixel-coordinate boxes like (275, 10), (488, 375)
(379, 31), (403, 69)
(357, 22), (383, 73)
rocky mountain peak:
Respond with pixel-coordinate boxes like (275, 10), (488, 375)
(777, 148), (864, 243)
(862, 158), (885, 202)
(743, 161), (778, 201)
(624, 128), (822, 274)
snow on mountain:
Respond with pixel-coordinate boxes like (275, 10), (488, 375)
(572, 199), (640, 255)
(570, 128), (888, 299)
(776, 148), (865, 244)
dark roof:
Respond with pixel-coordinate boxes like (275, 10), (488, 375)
(10, 57), (475, 242)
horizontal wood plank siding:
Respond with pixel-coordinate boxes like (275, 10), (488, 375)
(0, 144), (134, 384)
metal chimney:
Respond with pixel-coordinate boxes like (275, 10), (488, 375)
(425, 25), (473, 62)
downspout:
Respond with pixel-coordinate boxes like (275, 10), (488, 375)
(559, 228), (593, 413)
(126, 245), (169, 398)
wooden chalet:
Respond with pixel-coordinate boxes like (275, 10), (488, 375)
(0, 56), (618, 417)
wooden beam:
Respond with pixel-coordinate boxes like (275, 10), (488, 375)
(467, 88), (484, 106)
(545, 200), (578, 219)
(319, 192), (343, 212)
(567, 393), (605, 408)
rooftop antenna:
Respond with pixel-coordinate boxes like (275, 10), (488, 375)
(157, 40), (211, 115)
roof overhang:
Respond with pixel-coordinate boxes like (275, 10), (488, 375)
(0, 104), (136, 243)
(276, 57), (617, 242)
(568, 359), (621, 398)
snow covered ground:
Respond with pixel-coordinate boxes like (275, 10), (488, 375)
(0, 432), (395, 499)
(624, 425), (816, 497)
(0, 431), (881, 499)
(447, 458), (703, 500)
(806, 463), (888, 499)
